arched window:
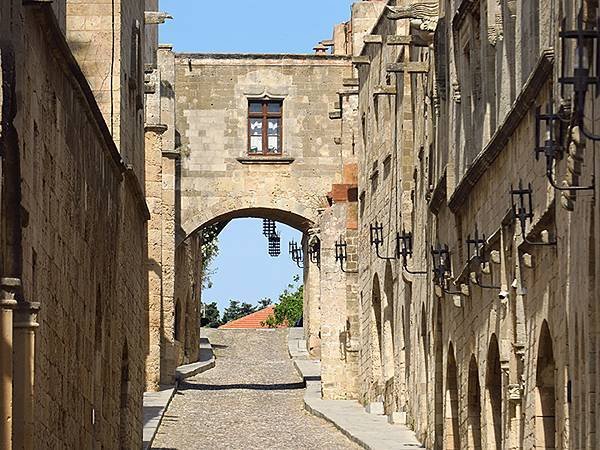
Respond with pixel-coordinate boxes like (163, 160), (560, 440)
(174, 299), (182, 342)
(535, 321), (556, 449)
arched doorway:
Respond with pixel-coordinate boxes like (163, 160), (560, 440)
(445, 343), (460, 450)
(486, 334), (502, 450)
(535, 321), (556, 449)
(174, 299), (182, 342)
(468, 355), (482, 450)
(433, 301), (443, 450)
(382, 263), (395, 413)
(371, 274), (384, 398)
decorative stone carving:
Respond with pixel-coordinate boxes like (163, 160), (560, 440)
(452, 80), (462, 103)
(508, 383), (523, 401)
(144, 11), (173, 25)
(386, 3), (439, 32)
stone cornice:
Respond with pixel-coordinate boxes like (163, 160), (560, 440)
(23, 2), (151, 222)
(236, 157), (295, 165)
(145, 123), (168, 134)
(124, 166), (151, 221)
(448, 49), (555, 213)
(428, 169), (447, 215)
(452, 0), (477, 31)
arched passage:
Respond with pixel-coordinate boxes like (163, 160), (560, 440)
(445, 343), (460, 450)
(371, 274), (384, 398)
(468, 355), (483, 450)
(535, 321), (556, 449)
(486, 334), (502, 450)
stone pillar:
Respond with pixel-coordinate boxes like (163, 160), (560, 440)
(160, 150), (179, 383)
(0, 279), (18, 450)
(144, 124), (166, 391)
(319, 200), (359, 400)
(12, 299), (40, 450)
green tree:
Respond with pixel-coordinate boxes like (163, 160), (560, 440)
(263, 275), (303, 327)
(202, 301), (221, 328)
(221, 300), (257, 324)
(257, 297), (272, 309)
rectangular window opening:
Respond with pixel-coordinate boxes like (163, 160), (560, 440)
(248, 100), (283, 155)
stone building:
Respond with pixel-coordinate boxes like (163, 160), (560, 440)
(144, 38), (360, 389)
(335, 0), (600, 449)
(0, 0), (155, 447)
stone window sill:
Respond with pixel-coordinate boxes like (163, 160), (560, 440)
(237, 156), (295, 165)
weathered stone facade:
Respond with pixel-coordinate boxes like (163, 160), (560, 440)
(1, 0), (149, 448)
(338, 0), (600, 449)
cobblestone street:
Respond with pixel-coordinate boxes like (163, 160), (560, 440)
(152, 329), (358, 450)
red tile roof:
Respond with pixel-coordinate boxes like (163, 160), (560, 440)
(219, 306), (286, 329)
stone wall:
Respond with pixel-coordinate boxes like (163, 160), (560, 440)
(0, 2), (148, 448)
(66, 0), (146, 184)
(171, 52), (353, 235)
(348, 1), (600, 449)
(144, 44), (203, 388)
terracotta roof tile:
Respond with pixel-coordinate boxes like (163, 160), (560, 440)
(219, 306), (286, 329)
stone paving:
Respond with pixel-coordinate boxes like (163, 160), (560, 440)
(152, 328), (358, 450)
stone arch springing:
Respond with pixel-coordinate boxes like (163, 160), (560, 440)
(486, 334), (502, 450)
(174, 298), (182, 342)
(535, 320), (556, 449)
(371, 274), (383, 396)
(382, 262), (395, 382)
(445, 342), (460, 450)
(434, 301), (443, 450)
(468, 355), (483, 450)
(119, 341), (130, 449)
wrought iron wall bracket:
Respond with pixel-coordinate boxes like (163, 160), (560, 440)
(336, 239), (358, 274)
(559, 14), (600, 141)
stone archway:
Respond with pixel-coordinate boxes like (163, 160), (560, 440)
(486, 334), (502, 450)
(445, 343), (460, 450)
(468, 355), (483, 450)
(535, 320), (556, 449)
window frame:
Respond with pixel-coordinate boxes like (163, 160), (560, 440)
(247, 99), (283, 155)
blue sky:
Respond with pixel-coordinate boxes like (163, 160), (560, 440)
(159, 1), (353, 313)
(159, 0), (354, 54)
(203, 219), (303, 312)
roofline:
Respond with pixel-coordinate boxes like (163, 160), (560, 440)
(175, 52), (351, 61)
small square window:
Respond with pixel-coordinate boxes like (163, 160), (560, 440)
(248, 100), (282, 155)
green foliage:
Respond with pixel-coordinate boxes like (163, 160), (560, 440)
(221, 300), (258, 324)
(201, 225), (220, 289)
(202, 301), (221, 328)
(257, 297), (272, 309)
(263, 275), (303, 327)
